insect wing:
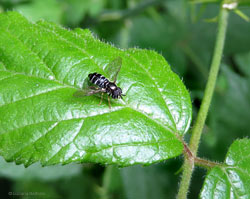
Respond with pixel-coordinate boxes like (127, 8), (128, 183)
(104, 56), (122, 83)
(73, 87), (103, 98)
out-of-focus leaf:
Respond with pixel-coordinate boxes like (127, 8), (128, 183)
(187, 5), (218, 70)
(0, 0), (29, 8)
(63, 0), (104, 26)
(15, 0), (63, 24)
(201, 65), (250, 161)
(188, 0), (250, 6)
(129, 15), (187, 75)
(0, 157), (82, 181)
(56, 171), (98, 199)
(185, 6), (250, 77)
(234, 51), (250, 77)
(14, 180), (60, 199)
(164, 0), (188, 23)
(187, 6), (250, 56)
(121, 163), (179, 199)
(0, 12), (192, 167)
(225, 8), (250, 54)
(200, 139), (250, 198)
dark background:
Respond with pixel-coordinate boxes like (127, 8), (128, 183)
(0, 0), (250, 198)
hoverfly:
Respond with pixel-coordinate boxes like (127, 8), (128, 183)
(74, 56), (125, 108)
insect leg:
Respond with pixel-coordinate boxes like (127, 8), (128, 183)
(99, 93), (104, 105)
(108, 95), (111, 109)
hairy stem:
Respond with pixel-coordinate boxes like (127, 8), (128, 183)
(194, 157), (222, 169)
(177, 5), (229, 199)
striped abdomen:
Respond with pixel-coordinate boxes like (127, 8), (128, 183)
(88, 73), (110, 88)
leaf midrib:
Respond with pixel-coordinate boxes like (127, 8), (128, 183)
(1, 98), (175, 136)
(222, 167), (243, 198)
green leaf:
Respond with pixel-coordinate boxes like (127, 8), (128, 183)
(200, 139), (250, 198)
(0, 12), (192, 167)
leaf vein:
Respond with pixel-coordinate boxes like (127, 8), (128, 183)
(126, 52), (177, 132)
(46, 119), (85, 164)
(0, 74), (15, 82)
(10, 121), (59, 161)
(4, 28), (57, 80)
(0, 86), (68, 109)
(222, 168), (241, 198)
(227, 153), (250, 166)
(84, 138), (178, 155)
(36, 23), (104, 75)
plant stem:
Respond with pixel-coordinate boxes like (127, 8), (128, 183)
(177, 157), (194, 199)
(177, 5), (229, 199)
(194, 157), (221, 169)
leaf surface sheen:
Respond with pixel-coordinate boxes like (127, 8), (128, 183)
(201, 139), (250, 199)
(0, 12), (192, 167)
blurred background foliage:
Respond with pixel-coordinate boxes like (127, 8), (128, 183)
(0, 0), (250, 198)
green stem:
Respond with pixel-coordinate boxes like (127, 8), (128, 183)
(177, 5), (229, 199)
(177, 158), (194, 198)
(194, 157), (222, 170)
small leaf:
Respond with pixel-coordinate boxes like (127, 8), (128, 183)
(200, 139), (250, 198)
(0, 12), (192, 167)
